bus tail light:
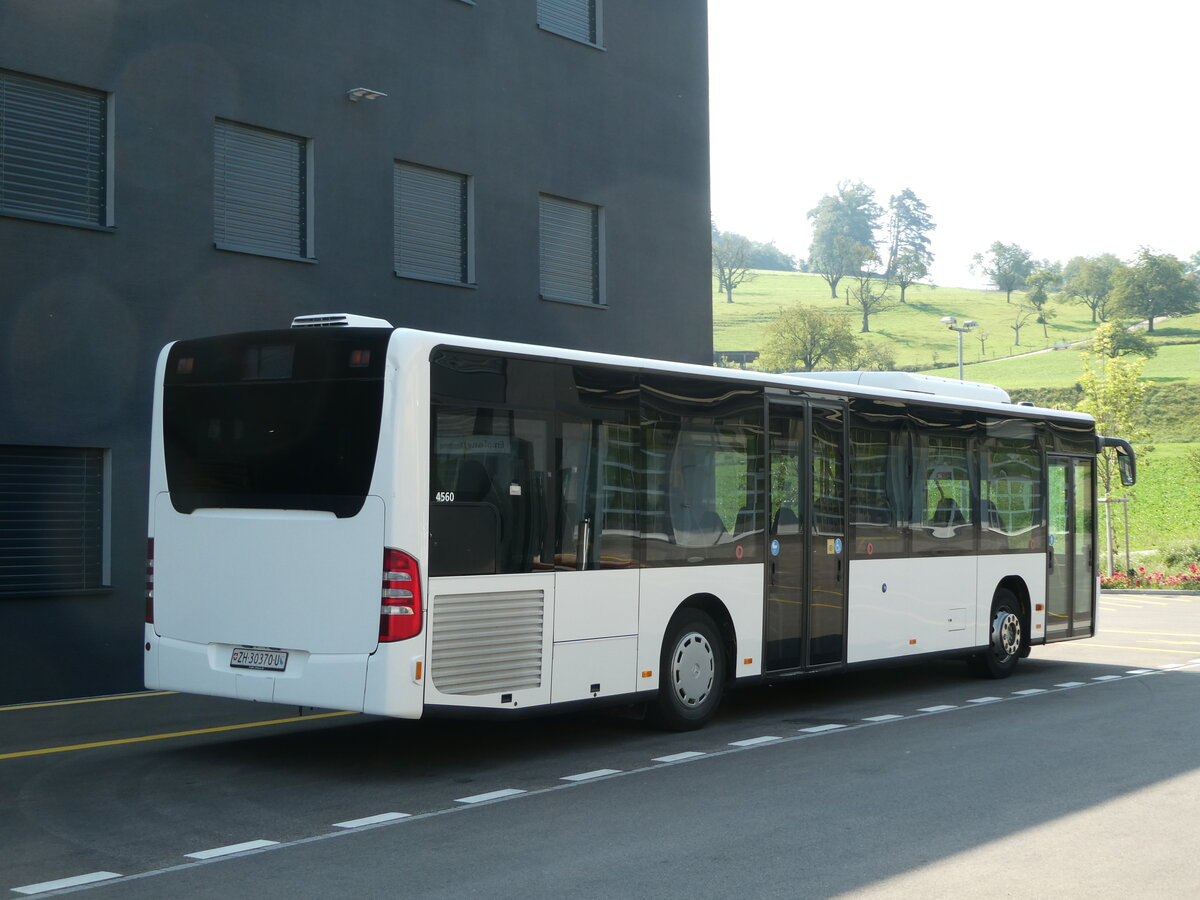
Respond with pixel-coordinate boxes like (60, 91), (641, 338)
(145, 538), (155, 624)
(380, 549), (422, 642)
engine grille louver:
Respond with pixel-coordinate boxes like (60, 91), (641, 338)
(429, 589), (545, 695)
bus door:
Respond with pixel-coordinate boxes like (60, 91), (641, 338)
(764, 401), (847, 672)
(1046, 456), (1095, 640)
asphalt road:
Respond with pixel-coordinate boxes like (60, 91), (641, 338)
(4, 590), (1199, 898)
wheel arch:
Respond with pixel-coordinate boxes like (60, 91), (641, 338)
(672, 592), (737, 683)
(995, 575), (1031, 650)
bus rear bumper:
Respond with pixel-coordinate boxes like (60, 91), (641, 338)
(144, 628), (376, 713)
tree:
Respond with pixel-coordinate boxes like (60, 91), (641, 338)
(1110, 248), (1200, 332)
(847, 259), (897, 333)
(971, 241), (1034, 302)
(1024, 269), (1058, 341)
(891, 246), (930, 303)
(712, 229), (757, 303)
(1009, 300), (1037, 347)
(747, 240), (797, 271)
(1062, 254), (1122, 323)
(1076, 322), (1150, 498)
(807, 181), (882, 299)
(758, 305), (859, 372)
(883, 188), (935, 299)
(1101, 323), (1156, 358)
(851, 341), (896, 371)
(1186, 250), (1200, 277)
(974, 328), (991, 360)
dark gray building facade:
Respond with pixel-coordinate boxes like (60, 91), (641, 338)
(0, 1), (711, 704)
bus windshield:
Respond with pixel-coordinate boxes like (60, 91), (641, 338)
(161, 329), (389, 518)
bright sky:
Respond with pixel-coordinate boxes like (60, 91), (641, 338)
(708, 0), (1199, 289)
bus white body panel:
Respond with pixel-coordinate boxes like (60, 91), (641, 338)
(638, 565), (764, 679)
(147, 495), (387, 709)
(846, 553), (1046, 663)
(554, 569), (640, 641)
(421, 564), (763, 712)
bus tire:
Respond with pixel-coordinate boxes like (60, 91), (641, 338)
(970, 588), (1023, 679)
(649, 611), (725, 731)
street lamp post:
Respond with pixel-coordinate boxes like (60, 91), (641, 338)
(940, 316), (978, 381)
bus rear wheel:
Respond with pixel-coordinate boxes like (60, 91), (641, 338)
(649, 611), (725, 731)
(970, 588), (1023, 679)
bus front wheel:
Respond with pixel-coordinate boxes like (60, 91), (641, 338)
(649, 611), (725, 731)
(970, 588), (1023, 679)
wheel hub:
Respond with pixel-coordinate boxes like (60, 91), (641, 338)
(993, 610), (1021, 658)
(672, 632), (714, 708)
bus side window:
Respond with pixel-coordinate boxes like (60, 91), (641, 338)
(430, 406), (551, 575)
(911, 433), (976, 553)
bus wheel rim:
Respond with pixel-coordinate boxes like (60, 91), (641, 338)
(672, 632), (714, 708)
(994, 610), (1021, 658)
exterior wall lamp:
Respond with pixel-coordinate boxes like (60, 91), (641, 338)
(346, 87), (387, 102)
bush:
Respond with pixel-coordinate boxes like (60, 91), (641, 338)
(1101, 564), (1200, 590)
(1162, 542), (1200, 570)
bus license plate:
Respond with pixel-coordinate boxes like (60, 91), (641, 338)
(230, 647), (288, 671)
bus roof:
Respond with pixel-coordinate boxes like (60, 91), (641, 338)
(212, 316), (1092, 426)
(383, 327), (1093, 426)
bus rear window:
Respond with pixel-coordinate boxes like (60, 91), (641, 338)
(162, 330), (388, 518)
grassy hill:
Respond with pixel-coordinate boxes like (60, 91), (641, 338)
(714, 273), (1200, 557)
(713, 270), (1106, 369)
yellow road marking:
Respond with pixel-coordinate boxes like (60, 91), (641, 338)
(1063, 643), (1200, 655)
(1106, 629), (1200, 638)
(0, 710), (358, 761)
(0, 691), (176, 713)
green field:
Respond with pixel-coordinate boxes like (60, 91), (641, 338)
(714, 274), (1200, 555)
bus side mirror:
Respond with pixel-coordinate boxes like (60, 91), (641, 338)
(1118, 452), (1135, 488)
(1099, 436), (1136, 487)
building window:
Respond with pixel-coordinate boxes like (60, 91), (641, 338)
(0, 446), (108, 595)
(0, 70), (110, 228)
(537, 0), (601, 46)
(539, 194), (604, 306)
(213, 119), (311, 261)
(394, 162), (472, 285)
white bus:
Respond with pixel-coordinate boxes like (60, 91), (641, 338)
(145, 315), (1135, 730)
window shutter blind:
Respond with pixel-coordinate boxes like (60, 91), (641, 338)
(0, 447), (104, 595)
(0, 72), (107, 226)
(540, 195), (599, 304)
(214, 120), (307, 258)
(395, 163), (468, 283)
(537, 0), (597, 43)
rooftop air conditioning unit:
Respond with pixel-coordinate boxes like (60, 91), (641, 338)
(291, 313), (394, 328)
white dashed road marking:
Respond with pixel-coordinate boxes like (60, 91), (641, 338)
(729, 736), (781, 747)
(799, 724), (846, 733)
(12, 872), (122, 895)
(185, 840), (278, 860)
(562, 769), (621, 782)
(455, 788), (526, 804)
(653, 751), (706, 762)
(333, 812), (411, 828)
